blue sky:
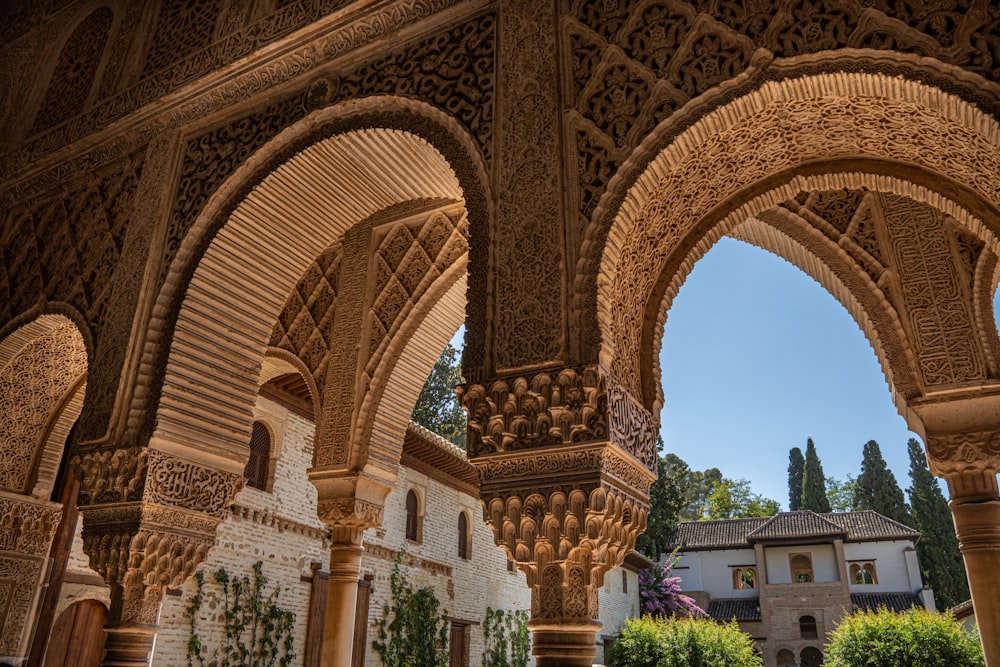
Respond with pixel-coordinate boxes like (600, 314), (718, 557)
(448, 236), (971, 508)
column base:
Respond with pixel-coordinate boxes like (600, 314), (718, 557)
(101, 625), (158, 667)
(529, 620), (600, 667)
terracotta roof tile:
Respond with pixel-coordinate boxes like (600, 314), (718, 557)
(851, 592), (924, 613)
(707, 598), (761, 621)
(669, 511), (920, 550)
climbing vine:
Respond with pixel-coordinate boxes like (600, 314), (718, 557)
(482, 607), (530, 667)
(372, 552), (450, 667)
(185, 561), (296, 667)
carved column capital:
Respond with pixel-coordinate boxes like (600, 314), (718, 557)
(924, 430), (1000, 478)
(909, 390), (1000, 479)
(310, 467), (393, 545)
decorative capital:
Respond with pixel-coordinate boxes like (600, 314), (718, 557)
(925, 430), (1000, 478)
(144, 449), (244, 518)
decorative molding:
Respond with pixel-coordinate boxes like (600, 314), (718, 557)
(231, 503), (330, 541)
(925, 430), (1000, 478)
(316, 498), (384, 529)
(0, 492), (61, 557)
(144, 449), (243, 519)
(364, 543), (452, 577)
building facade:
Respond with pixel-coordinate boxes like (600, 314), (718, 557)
(2, 1), (1000, 665)
(669, 511), (935, 667)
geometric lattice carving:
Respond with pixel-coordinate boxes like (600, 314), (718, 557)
(141, 0), (224, 80)
(367, 208), (468, 380)
(0, 157), (142, 338)
(0, 321), (87, 494)
(29, 7), (113, 136)
(269, 242), (342, 395)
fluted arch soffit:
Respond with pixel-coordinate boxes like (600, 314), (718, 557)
(0, 314), (88, 498)
(595, 71), (1000, 418)
(150, 119), (467, 474)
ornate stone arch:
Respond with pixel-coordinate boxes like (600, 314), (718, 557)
(0, 313), (89, 497)
(26, 1), (121, 137)
(141, 96), (488, 482)
(590, 70), (1000, 427)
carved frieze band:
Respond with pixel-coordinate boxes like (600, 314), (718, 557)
(0, 492), (61, 557)
(925, 430), (1000, 478)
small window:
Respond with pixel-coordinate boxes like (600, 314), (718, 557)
(458, 512), (470, 560)
(776, 649), (796, 666)
(405, 490), (421, 542)
(799, 615), (818, 640)
(850, 561), (878, 585)
(801, 646), (823, 667)
(790, 553), (813, 583)
(622, 570), (628, 594)
(243, 421), (271, 490)
(507, 559), (515, 572)
(733, 567), (756, 589)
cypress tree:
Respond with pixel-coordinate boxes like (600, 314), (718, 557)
(853, 439), (911, 526)
(906, 438), (970, 609)
(788, 447), (804, 511)
(800, 438), (831, 513)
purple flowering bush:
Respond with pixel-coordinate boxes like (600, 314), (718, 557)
(638, 549), (705, 617)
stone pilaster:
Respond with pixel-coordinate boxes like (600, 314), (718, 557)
(460, 367), (655, 666)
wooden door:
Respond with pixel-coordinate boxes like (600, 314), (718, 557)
(42, 600), (107, 667)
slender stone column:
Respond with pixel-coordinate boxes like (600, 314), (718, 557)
(947, 471), (1000, 667)
(101, 627), (159, 667)
(529, 621), (602, 667)
(322, 526), (366, 667)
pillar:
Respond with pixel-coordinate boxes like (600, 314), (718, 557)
(75, 446), (240, 667)
(314, 474), (390, 667)
(947, 471), (1000, 667)
(917, 395), (1000, 667)
(460, 367), (656, 666)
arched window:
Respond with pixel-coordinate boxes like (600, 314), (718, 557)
(405, 489), (421, 542)
(243, 421), (271, 490)
(733, 567), (756, 589)
(799, 615), (818, 640)
(801, 646), (824, 667)
(458, 511), (470, 559)
(776, 649), (796, 666)
(790, 553), (813, 583)
(850, 561), (877, 585)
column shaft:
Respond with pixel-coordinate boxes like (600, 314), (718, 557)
(101, 626), (158, 667)
(529, 621), (601, 667)
(948, 473), (1000, 667)
(322, 541), (364, 667)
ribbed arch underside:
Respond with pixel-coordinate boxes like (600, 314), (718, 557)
(597, 71), (1000, 412)
(153, 129), (464, 469)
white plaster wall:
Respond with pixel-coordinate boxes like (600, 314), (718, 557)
(843, 540), (920, 593)
(671, 549), (757, 598)
(153, 398), (328, 666)
(764, 545), (838, 584)
(596, 566), (641, 661)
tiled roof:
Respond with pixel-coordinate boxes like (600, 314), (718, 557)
(823, 511), (920, 542)
(707, 598), (761, 622)
(668, 511), (920, 550)
(851, 592), (924, 613)
(668, 517), (769, 550)
(747, 511), (845, 542)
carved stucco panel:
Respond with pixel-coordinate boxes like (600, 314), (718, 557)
(0, 321), (87, 494)
(600, 75), (1000, 406)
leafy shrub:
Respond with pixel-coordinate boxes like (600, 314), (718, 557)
(611, 616), (762, 667)
(372, 552), (450, 667)
(482, 607), (530, 667)
(825, 607), (983, 667)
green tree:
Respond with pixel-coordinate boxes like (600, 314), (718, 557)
(411, 344), (466, 448)
(907, 438), (970, 610)
(853, 439), (910, 526)
(667, 454), (722, 521)
(788, 447), (804, 511)
(800, 438), (831, 513)
(482, 607), (530, 667)
(705, 478), (780, 520)
(373, 553), (450, 667)
(611, 616), (762, 667)
(636, 439), (688, 558)
(825, 607), (983, 667)
(826, 475), (857, 513)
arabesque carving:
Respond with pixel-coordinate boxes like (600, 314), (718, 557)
(145, 450), (243, 519)
(0, 493), (61, 557)
(925, 430), (1000, 478)
(0, 320), (87, 494)
(74, 447), (149, 505)
(458, 367), (609, 456)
